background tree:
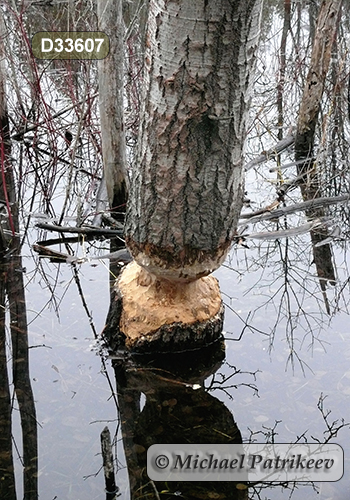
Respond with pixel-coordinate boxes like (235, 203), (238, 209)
(98, 0), (129, 216)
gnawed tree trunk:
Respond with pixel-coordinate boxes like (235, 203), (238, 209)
(126, 0), (262, 281)
(106, 0), (262, 351)
(98, 0), (129, 213)
(113, 260), (224, 352)
(294, 0), (341, 307)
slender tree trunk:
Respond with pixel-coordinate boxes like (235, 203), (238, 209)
(0, 265), (16, 500)
(277, 0), (291, 143)
(295, 0), (342, 161)
(98, 0), (129, 213)
(294, 0), (341, 307)
(0, 10), (38, 497)
(0, 13), (16, 497)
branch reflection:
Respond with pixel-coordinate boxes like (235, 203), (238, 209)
(113, 341), (248, 500)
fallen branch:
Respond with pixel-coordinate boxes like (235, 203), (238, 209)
(239, 194), (350, 224)
(33, 244), (132, 265)
(244, 133), (295, 172)
(245, 218), (328, 241)
(33, 244), (70, 263)
(35, 222), (124, 238)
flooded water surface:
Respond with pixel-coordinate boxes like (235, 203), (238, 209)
(1, 1), (350, 499)
(5, 222), (348, 500)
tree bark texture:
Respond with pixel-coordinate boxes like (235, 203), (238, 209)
(294, 0), (340, 297)
(98, 0), (129, 212)
(125, 0), (262, 281)
(295, 0), (342, 161)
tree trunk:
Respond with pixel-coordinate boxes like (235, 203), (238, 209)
(294, 0), (341, 309)
(98, 0), (129, 213)
(0, 11), (38, 497)
(125, 0), (262, 282)
(106, 0), (262, 351)
(0, 266), (16, 500)
(295, 0), (342, 162)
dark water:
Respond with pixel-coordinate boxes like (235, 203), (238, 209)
(4, 223), (348, 500)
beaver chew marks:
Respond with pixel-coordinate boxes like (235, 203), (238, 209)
(117, 261), (223, 349)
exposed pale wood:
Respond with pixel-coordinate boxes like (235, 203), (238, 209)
(108, 261), (224, 352)
(116, 262), (222, 352)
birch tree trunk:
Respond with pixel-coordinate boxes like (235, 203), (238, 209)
(106, 0), (262, 351)
(98, 0), (129, 213)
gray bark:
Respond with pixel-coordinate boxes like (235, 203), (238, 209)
(295, 0), (342, 161)
(294, 0), (341, 301)
(98, 0), (129, 211)
(125, 0), (262, 281)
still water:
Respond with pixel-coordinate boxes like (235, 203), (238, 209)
(5, 223), (348, 500)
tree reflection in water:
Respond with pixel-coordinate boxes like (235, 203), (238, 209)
(112, 341), (248, 500)
(0, 53), (38, 500)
